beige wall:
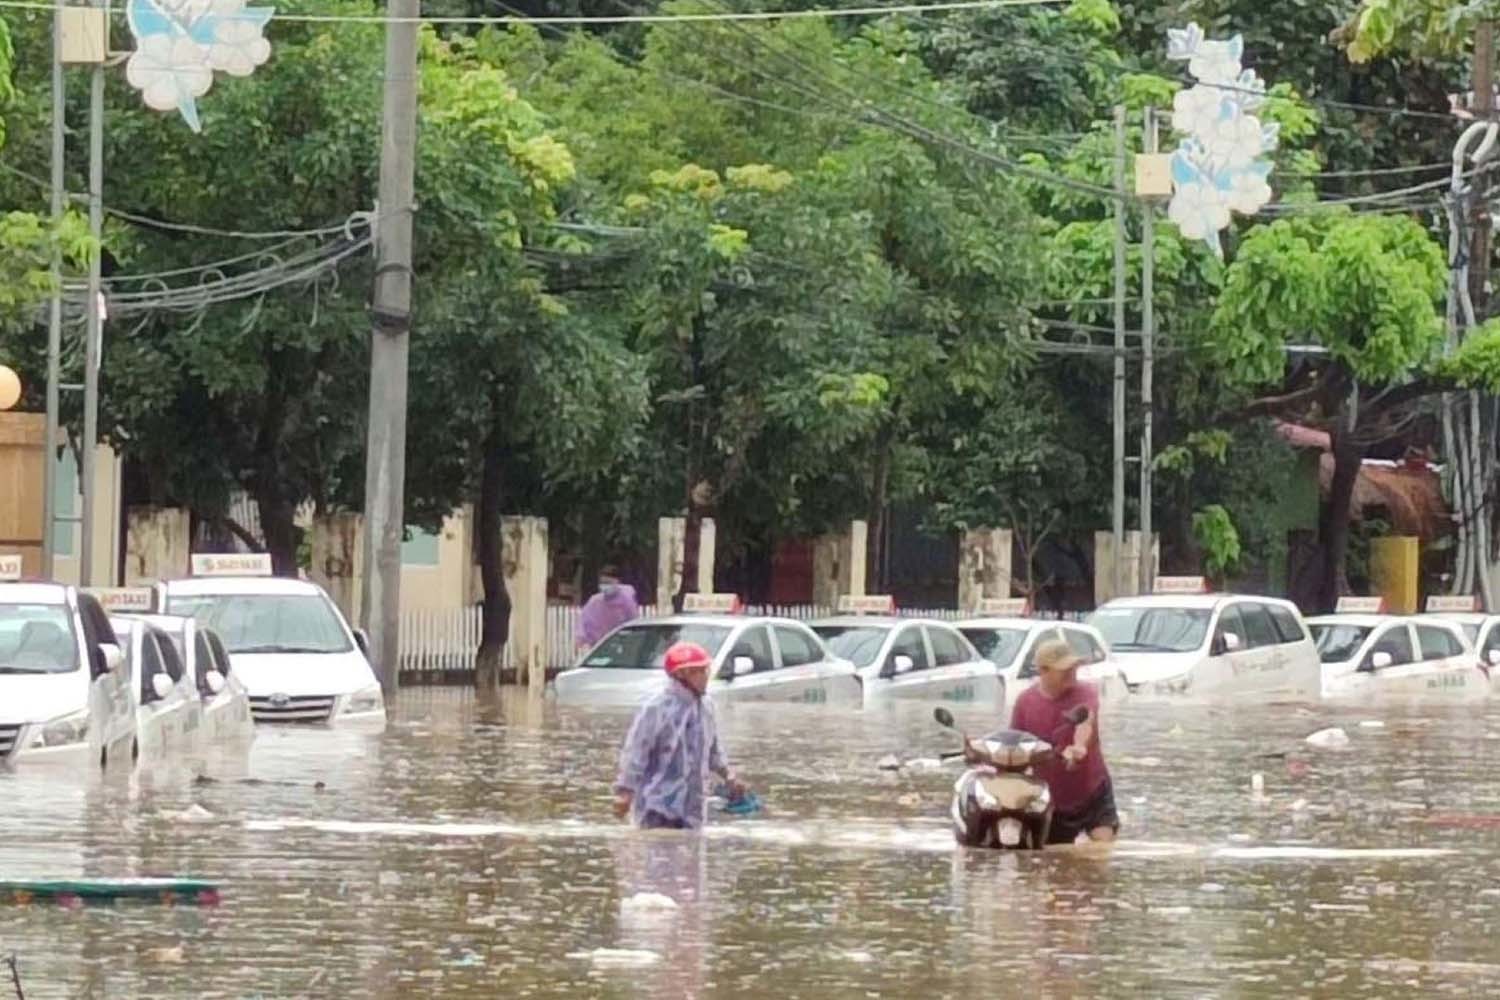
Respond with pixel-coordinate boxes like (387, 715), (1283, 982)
(400, 509), (472, 612)
(53, 443), (123, 587)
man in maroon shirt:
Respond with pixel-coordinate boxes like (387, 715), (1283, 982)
(1010, 638), (1118, 845)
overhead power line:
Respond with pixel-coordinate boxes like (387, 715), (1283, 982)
(0, 0), (1065, 23)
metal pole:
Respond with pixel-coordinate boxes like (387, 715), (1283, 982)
(43, 0), (65, 579)
(1111, 105), (1127, 599)
(360, 0), (420, 695)
(80, 8), (105, 588)
(1139, 105), (1157, 595)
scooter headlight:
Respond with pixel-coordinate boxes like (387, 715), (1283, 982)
(30, 709), (89, 749)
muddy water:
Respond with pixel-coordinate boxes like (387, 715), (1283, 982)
(4, 690), (1500, 998)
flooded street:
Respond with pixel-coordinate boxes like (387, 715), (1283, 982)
(5, 690), (1500, 998)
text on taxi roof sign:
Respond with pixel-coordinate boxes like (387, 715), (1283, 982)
(1335, 596), (1386, 614)
(682, 592), (742, 614)
(0, 554), (21, 581)
(1152, 576), (1208, 594)
(87, 587), (155, 612)
(976, 597), (1031, 617)
(191, 552), (273, 577)
(1426, 594), (1480, 613)
(836, 594), (895, 615)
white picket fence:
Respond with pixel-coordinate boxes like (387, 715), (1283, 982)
(397, 602), (1083, 678)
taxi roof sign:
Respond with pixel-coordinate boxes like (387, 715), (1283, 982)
(977, 597), (1031, 617)
(682, 592), (742, 614)
(1335, 596), (1386, 614)
(1426, 594), (1480, 613)
(0, 554), (21, 581)
(87, 587), (155, 612)
(1153, 576), (1208, 595)
(191, 553), (273, 577)
(836, 594), (896, 615)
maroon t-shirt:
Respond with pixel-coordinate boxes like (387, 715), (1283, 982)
(1009, 681), (1108, 815)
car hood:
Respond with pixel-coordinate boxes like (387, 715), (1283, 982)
(228, 651), (377, 698)
(553, 668), (666, 705)
(1110, 650), (1203, 685)
(0, 672), (89, 725)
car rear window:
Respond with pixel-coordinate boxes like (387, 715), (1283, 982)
(581, 623), (732, 670)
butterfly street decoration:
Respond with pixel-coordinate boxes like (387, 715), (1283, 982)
(125, 0), (275, 131)
(1165, 23), (1277, 257)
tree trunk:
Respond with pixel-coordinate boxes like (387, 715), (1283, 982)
(475, 422), (512, 691)
(579, 502), (605, 602)
(252, 479), (299, 576)
(1316, 431), (1363, 613)
(868, 426), (894, 594)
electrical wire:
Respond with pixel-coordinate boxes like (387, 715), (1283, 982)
(0, 0), (1067, 23)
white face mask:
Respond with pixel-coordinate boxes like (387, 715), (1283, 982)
(600, 583), (620, 597)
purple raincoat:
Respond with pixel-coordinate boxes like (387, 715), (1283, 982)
(576, 583), (641, 648)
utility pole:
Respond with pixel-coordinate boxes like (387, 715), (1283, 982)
(79, 0), (105, 588)
(1111, 105), (1127, 600)
(1138, 105), (1158, 595)
(360, 0), (420, 695)
(1472, 21), (1496, 609)
(42, 0), (65, 580)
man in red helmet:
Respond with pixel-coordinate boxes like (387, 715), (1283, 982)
(613, 640), (746, 829)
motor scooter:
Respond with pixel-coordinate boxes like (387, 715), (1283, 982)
(934, 706), (1085, 849)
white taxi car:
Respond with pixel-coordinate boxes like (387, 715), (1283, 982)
(1421, 598), (1500, 691)
(554, 614), (861, 707)
(955, 615), (1123, 707)
(0, 558), (132, 768)
(109, 614), (201, 759)
(1087, 580), (1321, 699)
(1309, 614), (1488, 703)
(156, 554), (385, 729)
(810, 615), (1003, 709)
(119, 612), (254, 747)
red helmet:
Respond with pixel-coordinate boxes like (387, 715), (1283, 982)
(663, 641), (713, 674)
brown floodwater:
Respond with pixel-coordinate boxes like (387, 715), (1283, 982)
(4, 688), (1500, 998)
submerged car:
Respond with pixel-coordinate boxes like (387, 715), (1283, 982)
(1087, 593), (1321, 699)
(157, 556), (385, 729)
(1309, 614), (1487, 703)
(0, 573), (132, 768)
(955, 617), (1122, 707)
(554, 615), (861, 706)
(810, 616), (1003, 709)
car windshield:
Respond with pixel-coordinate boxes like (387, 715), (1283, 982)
(0, 604), (77, 674)
(1088, 606), (1212, 653)
(581, 623), (732, 670)
(166, 593), (352, 655)
(960, 628), (1028, 666)
(812, 626), (891, 668)
(1311, 624), (1373, 663)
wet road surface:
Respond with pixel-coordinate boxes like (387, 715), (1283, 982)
(4, 689), (1500, 997)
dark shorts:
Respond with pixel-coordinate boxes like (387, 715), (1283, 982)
(638, 811), (692, 830)
(1046, 778), (1120, 845)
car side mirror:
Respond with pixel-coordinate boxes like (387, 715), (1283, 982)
(92, 642), (123, 679)
(353, 629), (370, 656)
(1222, 632), (1243, 653)
(1488, 649), (1500, 667)
(151, 672), (175, 701)
(1362, 651), (1393, 673)
(893, 654), (915, 675)
(204, 670), (226, 695)
(732, 655), (755, 678)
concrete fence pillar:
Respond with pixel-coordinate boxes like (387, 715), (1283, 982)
(1094, 530), (1159, 606)
(958, 527), (1013, 611)
(503, 515), (548, 688)
(309, 511), (364, 624)
(123, 507), (190, 585)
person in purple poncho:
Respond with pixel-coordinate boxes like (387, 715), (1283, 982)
(575, 565), (641, 653)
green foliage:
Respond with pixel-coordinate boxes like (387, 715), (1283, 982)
(1209, 212), (1446, 387)
(1192, 504), (1242, 579)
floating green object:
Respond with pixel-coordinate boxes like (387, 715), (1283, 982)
(0, 878), (221, 906)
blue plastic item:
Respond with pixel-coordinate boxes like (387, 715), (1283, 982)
(713, 784), (763, 815)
